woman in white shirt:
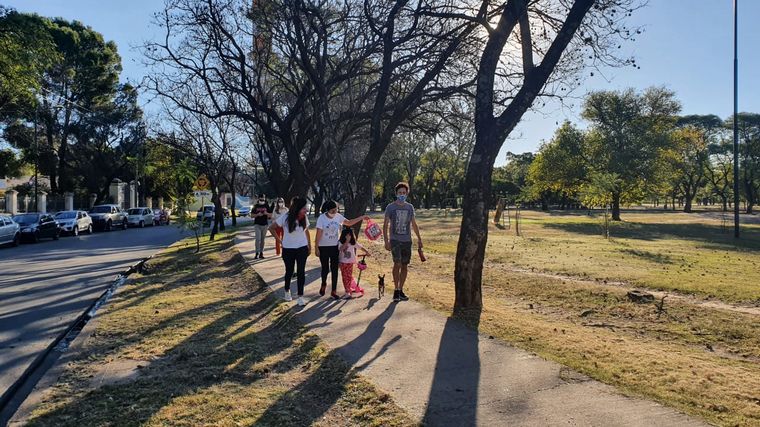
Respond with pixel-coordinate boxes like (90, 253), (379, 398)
(314, 200), (369, 299)
(269, 197), (311, 306)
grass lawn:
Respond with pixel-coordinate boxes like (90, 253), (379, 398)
(25, 231), (413, 427)
(358, 208), (760, 426)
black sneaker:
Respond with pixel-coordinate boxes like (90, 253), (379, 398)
(260, 254), (266, 259)
(399, 291), (409, 301)
(393, 290), (401, 302)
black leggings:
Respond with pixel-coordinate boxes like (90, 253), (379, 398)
(318, 245), (339, 292)
(282, 246), (308, 296)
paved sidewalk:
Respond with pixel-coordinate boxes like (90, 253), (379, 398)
(236, 230), (705, 427)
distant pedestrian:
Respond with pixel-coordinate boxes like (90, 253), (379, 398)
(314, 200), (369, 299)
(252, 194), (272, 259)
(338, 227), (369, 299)
(383, 182), (423, 302)
(272, 197), (288, 255)
(269, 197), (311, 306)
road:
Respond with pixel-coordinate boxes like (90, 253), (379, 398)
(0, 222), (191, 400)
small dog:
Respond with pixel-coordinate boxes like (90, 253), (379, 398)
(378, 274), (385, 299)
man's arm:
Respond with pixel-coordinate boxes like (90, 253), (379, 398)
(383, 214), (391, 251)
(412, 217), (423, 249)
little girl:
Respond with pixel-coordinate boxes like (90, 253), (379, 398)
(338, 227), (369, 298)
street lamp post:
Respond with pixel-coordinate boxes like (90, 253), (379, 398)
(732, 0), (740, 238)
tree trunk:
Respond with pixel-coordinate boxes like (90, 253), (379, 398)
(453, 142), (497, 313)
(611, 192), (622, 221)
(683, 185), (693, 213)
(744, 179), (755, 214)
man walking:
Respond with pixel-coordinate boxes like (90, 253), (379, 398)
(253, 194), (272, 259)
(383, 182), (423, 302)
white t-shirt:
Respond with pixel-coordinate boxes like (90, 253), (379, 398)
(316, 213), (346, 247)
(275, 213), (310, 249)
(339, 242), (364, 264)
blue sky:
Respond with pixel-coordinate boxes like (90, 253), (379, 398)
(5, 0), (759, 166)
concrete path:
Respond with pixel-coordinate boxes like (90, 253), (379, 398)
(236, 230), (706, 427)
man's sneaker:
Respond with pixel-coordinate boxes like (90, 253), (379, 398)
(297, 297), (306, 306)
(284, 291), (293, 301)
(393, 290), (401, 302)
(399, 291), (409, 301)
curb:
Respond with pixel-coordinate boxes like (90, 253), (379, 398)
(0, 256), (153, 425)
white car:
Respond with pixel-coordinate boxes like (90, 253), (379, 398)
(127, 207), (155, 228)
(54, 210), (93, 236)
(0, 215), (20, 247)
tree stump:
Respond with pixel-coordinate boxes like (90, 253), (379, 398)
(627, 290), (654, 304)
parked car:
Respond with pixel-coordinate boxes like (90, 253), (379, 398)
(152, 208), (170, 225)
(89, 205), (128, 231)
(0, 215), (20, 247)
(12, 213), (60, 242)
(127, 207), (155, 228)
(237, 206), (251, 217)
(54, 210), (93, 236)
(197, 205), (215, 223)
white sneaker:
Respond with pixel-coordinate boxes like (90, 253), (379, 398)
(284, 291), (293, 301)
(297, 297), (306, 306)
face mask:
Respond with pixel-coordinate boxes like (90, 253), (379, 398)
(397, 195), (407, 202)
(327, 210), (337, 218)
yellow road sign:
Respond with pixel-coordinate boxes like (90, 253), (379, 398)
(194, 175), (210, 190)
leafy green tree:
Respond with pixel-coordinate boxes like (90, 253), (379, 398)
(526, 122), (586, 209)
(660, 127), (709, 213)
(581, 87), (681, 220)
(1, 12), (123, 194)
(726, 113), (760, 214)
(0, 7), (56, 115)
(0, 148), (23, 178)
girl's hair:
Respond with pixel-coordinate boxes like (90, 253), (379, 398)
(339, 227), (356, 245)
(321, 200), (337, 214)
(287, 197), (307, 233)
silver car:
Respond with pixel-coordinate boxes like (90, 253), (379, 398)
(0, 215), (20, 247)
(54, 210), (93, 236)
(127, 207), (155, 228)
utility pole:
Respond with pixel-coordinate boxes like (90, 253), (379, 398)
(33, 104), (39, 212)
(732, 0), (740, 238)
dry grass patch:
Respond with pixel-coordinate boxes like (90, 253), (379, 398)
(357, 209), (760, 426)
(25, 232), (414, 427)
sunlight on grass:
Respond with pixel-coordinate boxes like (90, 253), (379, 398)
(25, 232), (413, 427)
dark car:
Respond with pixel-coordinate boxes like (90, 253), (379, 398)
(152, 208), (170, 226)
(12, 213), (60, 242)
(89, 204), (128, 231)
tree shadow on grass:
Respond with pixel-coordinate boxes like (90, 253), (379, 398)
(25, 284), (312, 426)
(544, 221), (760, 252)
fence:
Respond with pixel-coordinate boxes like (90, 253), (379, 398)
(46, 194), (92, 212)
